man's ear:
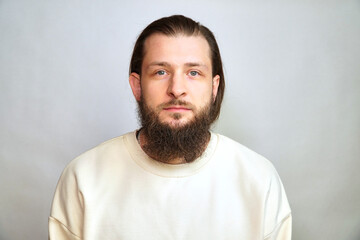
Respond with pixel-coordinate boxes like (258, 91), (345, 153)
(212, 75), (220, 102)
(129, 72), (141, 101)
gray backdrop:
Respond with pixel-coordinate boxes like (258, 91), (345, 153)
(1, 0), (359, 239)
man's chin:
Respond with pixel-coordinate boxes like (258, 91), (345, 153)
(160, 118), (192, 129)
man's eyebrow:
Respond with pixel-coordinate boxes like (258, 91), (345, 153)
(185, 62), (209, 69)
(147, 61), (171, 68)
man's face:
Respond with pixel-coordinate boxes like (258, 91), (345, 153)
(130, 33), (220, 128)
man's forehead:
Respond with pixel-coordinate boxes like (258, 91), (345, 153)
(142, 33), (212, 67)
(144, 33), (209, 51)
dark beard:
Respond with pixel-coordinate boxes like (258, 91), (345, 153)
(138, 98), (214, 164)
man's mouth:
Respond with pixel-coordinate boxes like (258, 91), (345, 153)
(161, 100), (193, 112)
(163, 106), (191, 112)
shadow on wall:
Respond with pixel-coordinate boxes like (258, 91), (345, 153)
(352, 231), (360, 240)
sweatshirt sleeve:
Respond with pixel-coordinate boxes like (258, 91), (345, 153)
(263, 170), (292, 240)
(49, 164), (84, 240)
(264, 214), (292, 240)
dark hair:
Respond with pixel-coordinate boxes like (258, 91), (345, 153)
(129, 15), (225, 123)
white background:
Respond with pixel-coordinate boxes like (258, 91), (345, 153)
(0, 0), (359, 239)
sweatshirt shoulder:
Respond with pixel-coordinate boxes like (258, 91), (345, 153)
(64, 132), (133, 174)
(214, 133), (278, 176)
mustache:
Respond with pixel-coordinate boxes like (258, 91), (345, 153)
(159, 99), (194, 109)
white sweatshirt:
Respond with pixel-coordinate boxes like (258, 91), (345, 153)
(49, 131), (291, 239)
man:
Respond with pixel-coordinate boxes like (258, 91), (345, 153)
(49, 15), (291, 239)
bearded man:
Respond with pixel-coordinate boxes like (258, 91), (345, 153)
(49, 15), (292, 240)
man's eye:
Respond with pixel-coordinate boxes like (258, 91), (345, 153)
(189, 71), (199, 76)
(156, 70), (166, 75)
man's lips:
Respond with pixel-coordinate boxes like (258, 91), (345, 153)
(163, 106), (191, 112)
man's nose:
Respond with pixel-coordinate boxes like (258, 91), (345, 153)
(167, 72), (186, 98)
